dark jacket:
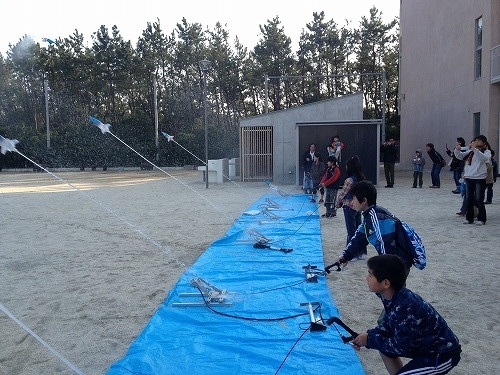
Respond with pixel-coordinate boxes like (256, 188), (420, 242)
(380, 143), (398, 163)
(367, 288), (460, 358)
(303, 150), (315, 173)
(446, 147), (466, 171)
(427, 148), (445, 164)
(310, 161), (326, 184)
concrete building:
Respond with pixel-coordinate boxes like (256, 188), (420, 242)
(399, 0), (500, 164)
(239, 93), (381, 185)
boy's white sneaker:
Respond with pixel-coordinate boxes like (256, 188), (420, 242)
(476, 221), (485, 226)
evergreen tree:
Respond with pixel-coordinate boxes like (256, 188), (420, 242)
(0, 8), (400, 168)
(355, 7), (398, 119)
(252, 16), (295, 111)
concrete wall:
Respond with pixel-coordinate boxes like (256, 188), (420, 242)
(399, 0), (500, 166)
(240, 93), (364, 184)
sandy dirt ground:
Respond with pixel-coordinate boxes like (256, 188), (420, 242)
(1, 166), (498, 374)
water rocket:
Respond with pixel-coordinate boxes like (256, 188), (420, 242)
(42, 37), (55, 45)
(0, 135), (19, 154)
(264, 180), (277, 190)
(264, 180), (288, 196)
(88, 116), (111, 134)
(161, 131), (174, 142)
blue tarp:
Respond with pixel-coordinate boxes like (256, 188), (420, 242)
(107, 194), (365, 375)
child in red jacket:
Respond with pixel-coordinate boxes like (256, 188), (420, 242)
(319, 156), (341, 218)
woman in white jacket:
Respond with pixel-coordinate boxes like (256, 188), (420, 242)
(454, 135), (491, 225)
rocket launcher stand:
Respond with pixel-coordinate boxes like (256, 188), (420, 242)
(265, 198), (280, 209)
(254, 242), (293, 253)
(303, 264), (327, 282)
(173, 278), (233, 307)
(300, 302), (327, 331)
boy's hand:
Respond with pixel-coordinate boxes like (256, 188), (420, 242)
(352, 333), (368, 350)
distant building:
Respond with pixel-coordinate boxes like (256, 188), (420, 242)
(239, 93), (381, 185)
(399, 0), (500, 164)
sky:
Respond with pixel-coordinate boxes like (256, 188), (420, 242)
(0, 0), (399, 55)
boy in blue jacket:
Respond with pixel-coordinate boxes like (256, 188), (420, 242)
(332, 181), (413, 268)
(352, 255), (461, 375)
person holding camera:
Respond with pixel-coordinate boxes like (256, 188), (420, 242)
(446, 137), (467, 194)
(454, 135), (491, 225)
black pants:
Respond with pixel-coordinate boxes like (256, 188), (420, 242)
(465, 178), (486, 223)
(384, 162), (395, 186)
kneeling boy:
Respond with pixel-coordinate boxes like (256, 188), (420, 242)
(352, 255), (461, 375)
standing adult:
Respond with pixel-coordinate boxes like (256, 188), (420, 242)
(446, 137), (467, 194)
(425, 143), (446, 188)
(380, 138), (398, 188)
(303, 143), (316, 193)
(454, 135), (491, 225)
(310, 152), (326, 203)
(485, 149), (497, 204)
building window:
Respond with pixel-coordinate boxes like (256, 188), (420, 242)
(473, 112), (481, 135)
(475, 17), (482, 79)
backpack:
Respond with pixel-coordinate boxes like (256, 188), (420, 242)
(394, 218), (427, 270)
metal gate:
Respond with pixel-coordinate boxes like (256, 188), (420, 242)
(240, 126), (273, 182)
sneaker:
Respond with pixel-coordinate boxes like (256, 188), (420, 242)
(358, 254), (366, 260)
(456, 211), (465, 216)
(463, 220), (473, 224)
(484, 201), (492, 204)
(310, 198), (316, 203)
(350, 257), (358, 262)
(321, 213), (329, 218)
(476, 221), (485, 226)
(452, 189), (461, 194)
(411, 186), (417, 188)
(318, 199), (324, 203)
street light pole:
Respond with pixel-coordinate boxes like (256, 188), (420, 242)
(153, 75), (159, 162)
(199, 59), (212, 189)
(44, 79), (50, 148)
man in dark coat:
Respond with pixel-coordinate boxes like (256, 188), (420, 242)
(380, 138), (398, 188)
